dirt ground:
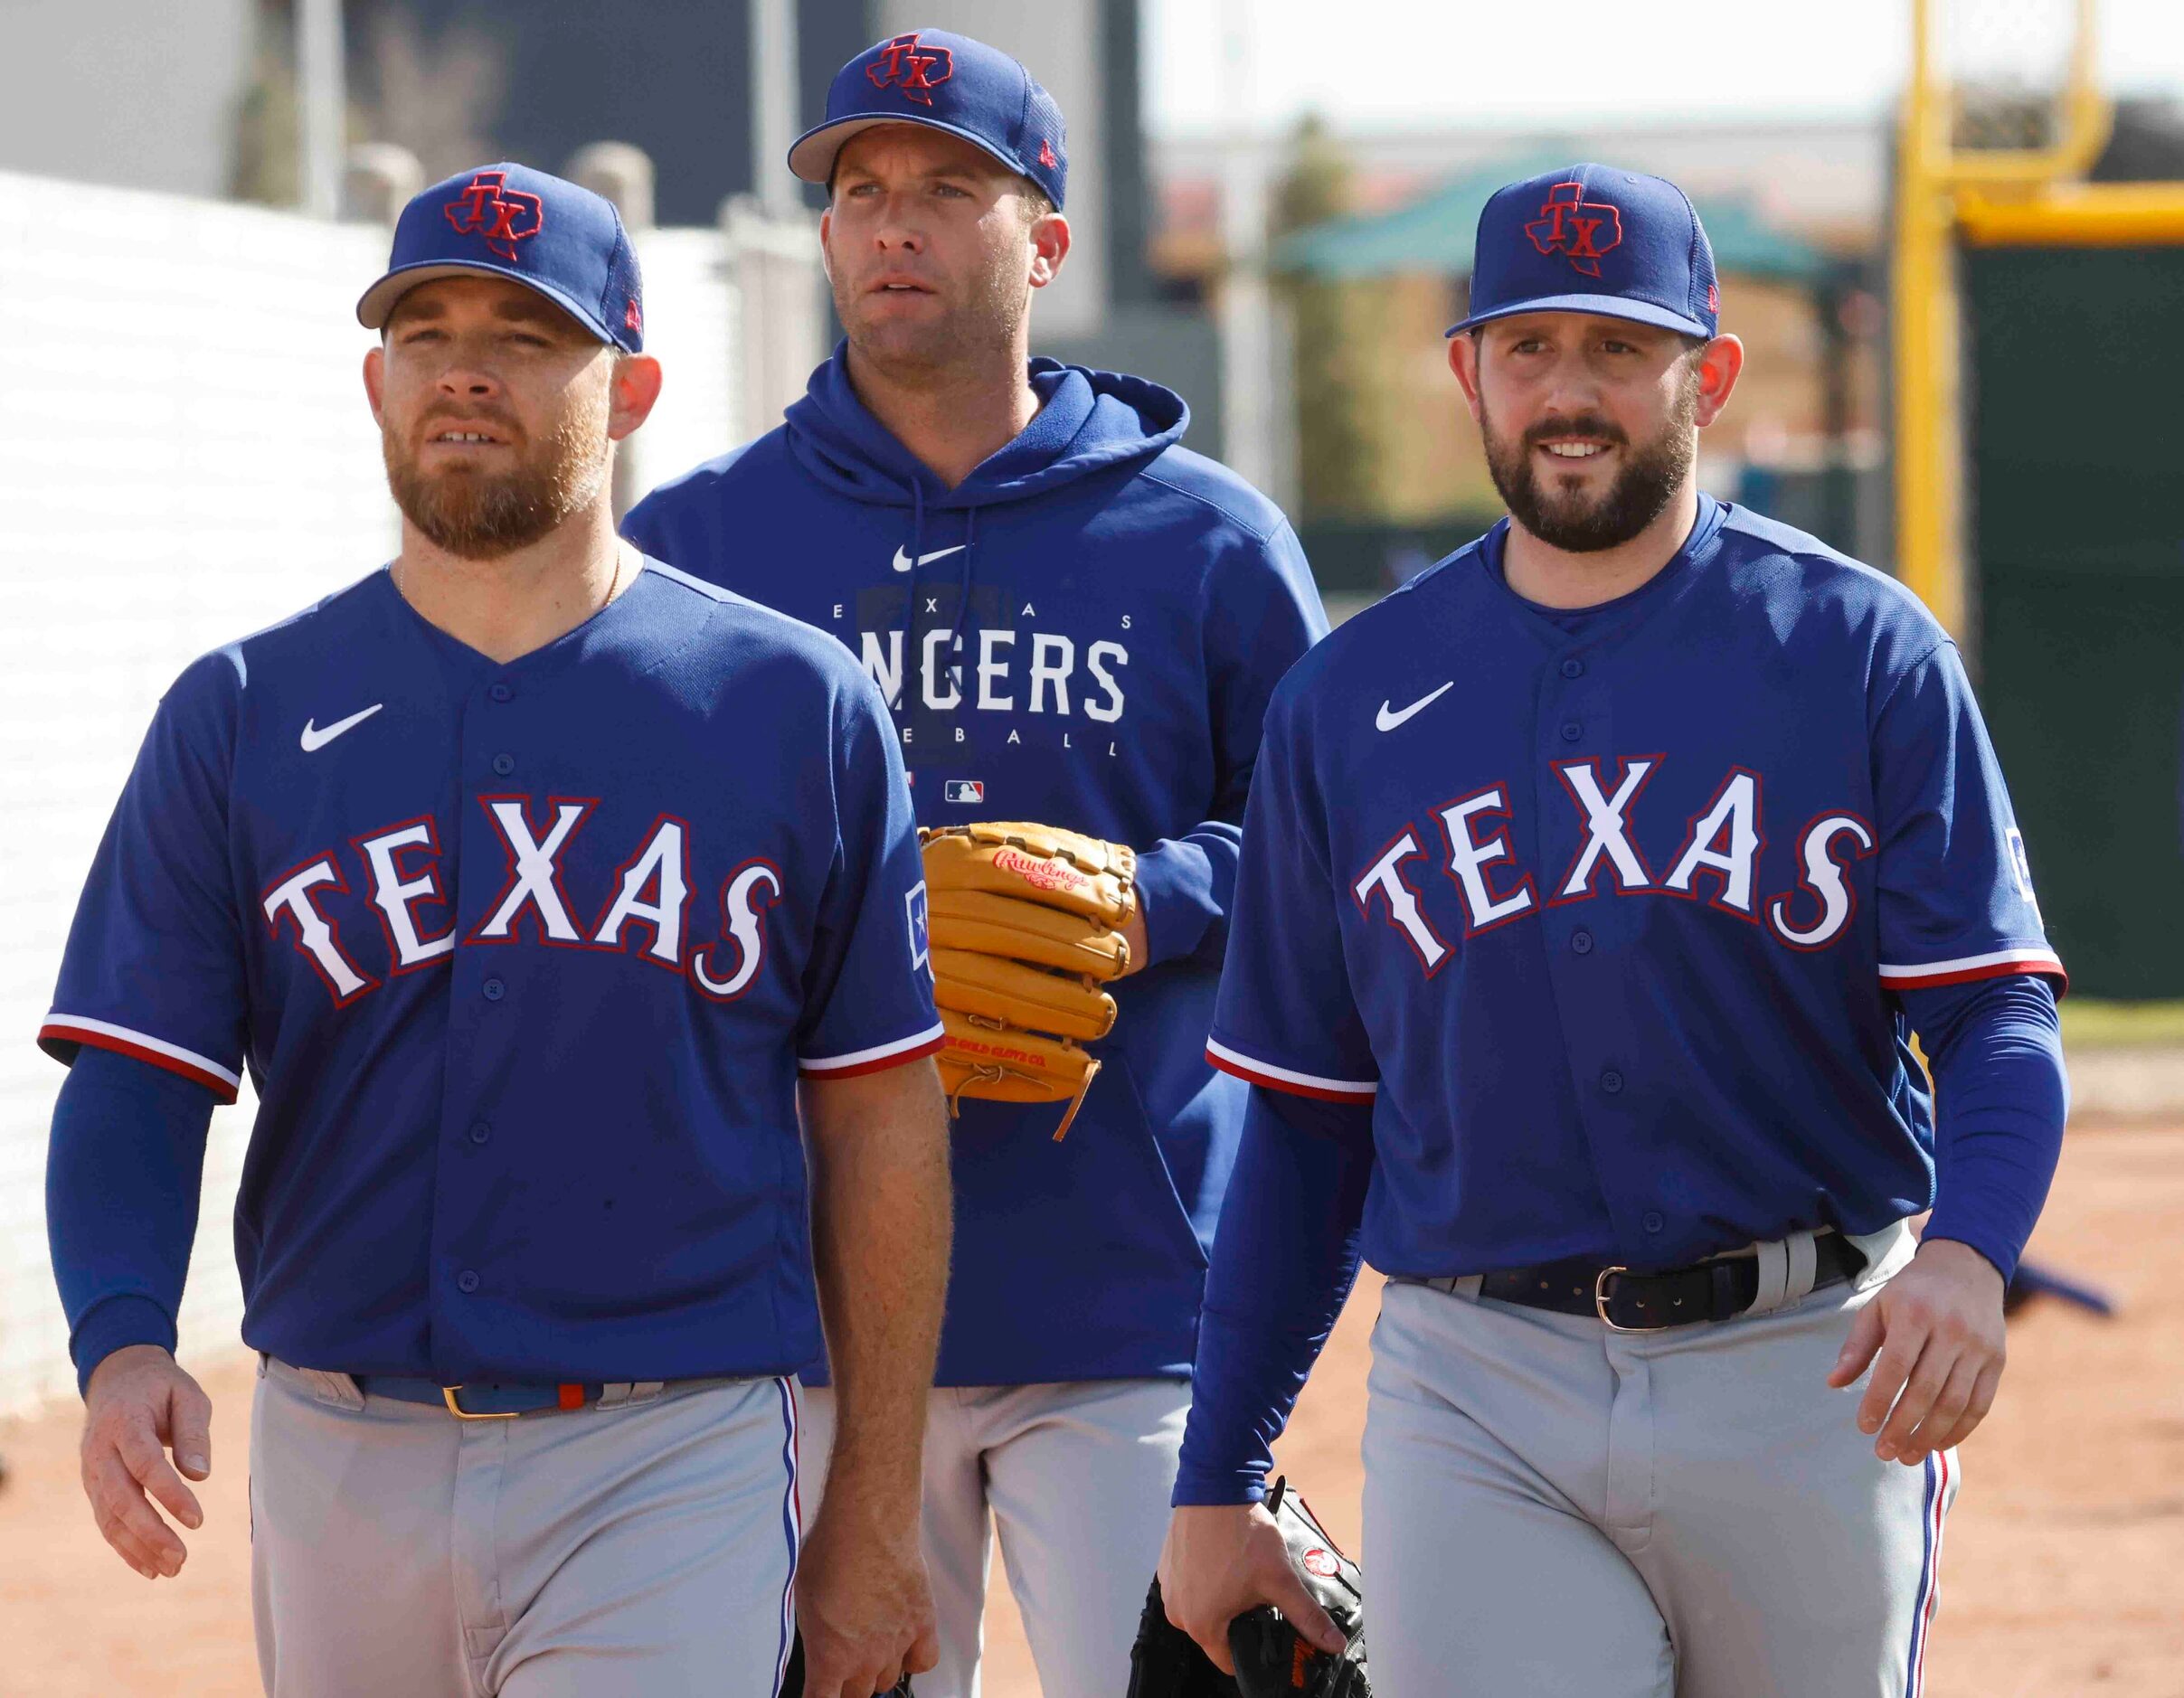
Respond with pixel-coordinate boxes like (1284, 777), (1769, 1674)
(5, 1120), (2179, 1697)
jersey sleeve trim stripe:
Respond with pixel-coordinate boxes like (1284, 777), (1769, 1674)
(1877, 948), (2066, 993)
(1205, 1037), (1378, 1103)
(37, 1015), (242, 1102)
(798, 1022), (947, 1079)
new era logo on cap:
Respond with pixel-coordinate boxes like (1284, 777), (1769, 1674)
(789, 28), (1068, 211)
(1450, 163), (1720, 343)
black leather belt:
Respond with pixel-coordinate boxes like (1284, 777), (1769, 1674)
(1413, 1233), (1865, 1333)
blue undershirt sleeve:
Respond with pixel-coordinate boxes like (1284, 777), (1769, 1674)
(1135, 521), (1328, 969)
(48, 1045), (219, 1394)
(1171, 1083), (1375, 1505)
(1901, 973), (2068, 1282)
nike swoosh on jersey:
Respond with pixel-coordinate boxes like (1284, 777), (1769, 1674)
(1375, 682), (1455, 733)
(892, 543), (968, 573)
(299, 703), (384, 751)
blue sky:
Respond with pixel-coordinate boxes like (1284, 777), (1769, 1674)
(1147, 0), (2184, 135)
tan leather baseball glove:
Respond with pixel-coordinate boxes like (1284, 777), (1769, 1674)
(919, 821), (1137, 1139)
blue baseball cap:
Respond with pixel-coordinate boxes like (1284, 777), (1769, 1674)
(356, 162), (646, 353)
(789, 28), (1068, 210)
(1448, 164), (1718, 342)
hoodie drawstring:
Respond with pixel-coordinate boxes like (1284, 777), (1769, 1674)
(895, 478), (926, 718)
(896, 493), (979, 715)
(946, 505), (979, 700)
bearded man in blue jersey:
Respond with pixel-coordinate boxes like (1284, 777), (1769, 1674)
(1158, 166), (2069, 1698)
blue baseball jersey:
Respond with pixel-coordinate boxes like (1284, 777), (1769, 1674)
(624, 350), (1328, 1383)
(1208, 496), (2064, 1274)
(41, 562), (941, 1384)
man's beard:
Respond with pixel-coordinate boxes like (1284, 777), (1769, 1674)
(1480, 370), (1698, 554)
(383, 398), (610, 560)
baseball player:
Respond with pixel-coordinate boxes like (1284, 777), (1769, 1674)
(42, 163), (950, 1698)
(620, 30), (1327, 1698)
(1155, 165), (2071, 1697)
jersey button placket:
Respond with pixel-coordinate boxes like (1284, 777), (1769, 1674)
(456, 1269), (481, 1294)
(491, 752), (516, 777)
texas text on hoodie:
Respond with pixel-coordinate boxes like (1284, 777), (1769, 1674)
(623, 349), (1328, 1385)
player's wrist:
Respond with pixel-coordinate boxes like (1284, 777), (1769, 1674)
(1914, 1231), (2009, 1290)
(813, 1451), (923, 1529)
(1168, 1468), (1270, 1508)
(73, 1300), (179, 1399)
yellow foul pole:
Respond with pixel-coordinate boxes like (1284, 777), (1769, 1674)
(1893, 0), (1966, 637)
(1895, 0), (2115, 640)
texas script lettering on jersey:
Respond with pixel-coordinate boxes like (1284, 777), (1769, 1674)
(1353, 759), (1876, 969)
(259, 800), (784, 1006)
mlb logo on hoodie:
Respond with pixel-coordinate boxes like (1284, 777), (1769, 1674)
(944, 779), (986, 804)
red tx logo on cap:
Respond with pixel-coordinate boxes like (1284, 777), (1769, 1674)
(444, 171), (544, 263)
(1525, 182), (1623, 278)
(867, 33), (953, 107)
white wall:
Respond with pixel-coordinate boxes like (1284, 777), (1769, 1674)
(0, 173), (801, 1414)
(0, 0), (256, 199)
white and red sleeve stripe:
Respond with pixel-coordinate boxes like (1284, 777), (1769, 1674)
(1877, 947), (2066, 995)
(37, 1014), (242, 1103)
(797, 1020), (946, 1079)
(1205, 1036), (1377, 1104)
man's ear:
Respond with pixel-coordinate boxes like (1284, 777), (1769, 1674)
(363, 344), (385, 426)
(1694, 334), (1745, 428)
(818, 209), (835, 287)
(1447, 332), (1485, 423)
(609, 354), (665, 443)
(1028, 210), (1071, 290)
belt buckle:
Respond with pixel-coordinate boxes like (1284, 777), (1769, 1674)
(441, 1385), (522, 1421)
(1593, 1266), (1644, 1334)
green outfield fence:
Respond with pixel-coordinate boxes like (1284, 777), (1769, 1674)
(1966, 245), (2184, 999)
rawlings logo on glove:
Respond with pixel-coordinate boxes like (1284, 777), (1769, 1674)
(918, 821), (1137, 1139)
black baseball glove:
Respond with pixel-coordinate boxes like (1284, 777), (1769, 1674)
(1126, 1477), (1371, 1698)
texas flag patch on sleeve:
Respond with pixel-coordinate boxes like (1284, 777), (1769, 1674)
(906, 881), (931, 972)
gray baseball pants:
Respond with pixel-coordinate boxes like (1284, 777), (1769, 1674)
(1361, 1222), (1959, 1697)
(798, 1377), (1189, 1698)
(249, 1356), (800, 1698)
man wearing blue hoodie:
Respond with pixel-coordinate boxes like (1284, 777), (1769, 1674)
(622, 28), (1327, 1698)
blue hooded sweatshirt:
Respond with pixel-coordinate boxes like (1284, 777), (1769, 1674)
(623, 347), (1328, 1385)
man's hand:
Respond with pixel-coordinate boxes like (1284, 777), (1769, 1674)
(1120, 900), (1150, 977)
(1156, 1502), (1345, 1676)
(1829, 1236), (2008, 1467)
(80, 1344), (213, 1579)
(795, 1488), (938, 1697)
